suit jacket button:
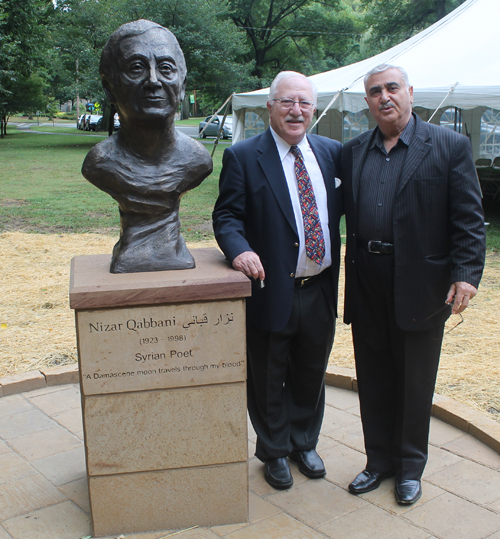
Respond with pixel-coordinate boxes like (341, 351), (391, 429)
(294, 242), (299, 247)
(290, 273), (295, 278)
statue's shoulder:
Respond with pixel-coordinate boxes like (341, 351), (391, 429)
(82, 135), (122, 179)
(175, 131), (213, 172)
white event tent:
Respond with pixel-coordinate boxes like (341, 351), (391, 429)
(231, 0), (500, 160)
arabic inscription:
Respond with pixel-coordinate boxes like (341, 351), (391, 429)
(76, 300), (246, 395)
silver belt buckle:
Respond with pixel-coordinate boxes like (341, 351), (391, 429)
(367, 240), (380, 254)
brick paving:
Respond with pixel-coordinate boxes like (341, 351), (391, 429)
(1, 383), (500, 539)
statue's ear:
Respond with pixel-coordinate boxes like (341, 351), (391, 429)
(102, 78), (116, 104)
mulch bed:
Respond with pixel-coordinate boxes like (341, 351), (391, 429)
(1, 231), (499, 423)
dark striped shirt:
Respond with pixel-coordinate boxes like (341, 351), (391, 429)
(357, 115), (416, 243)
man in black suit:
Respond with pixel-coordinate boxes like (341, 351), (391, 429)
(343, 64), (486, 505)
(213, 71), (342, 489)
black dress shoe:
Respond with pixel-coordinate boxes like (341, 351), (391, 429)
(348, 469), (395, 494)
(264, 458), (293, 490)
(395, 479), (422, 505)
(289, 449), (326, 479)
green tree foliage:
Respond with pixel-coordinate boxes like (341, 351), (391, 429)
(228, 0), (362, 84)
(0, 0), (53, 134)
(0, 0), (474, 128)
(361, 0), (468, 54)
(49, 0), (119, 106)
(111, 0), (256, 106)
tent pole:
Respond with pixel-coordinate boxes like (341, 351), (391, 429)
(198, 93), (234, 139)
(427, 82), (459, 122)
(211, 96), (233, 158)
(308, 89), (345, 134)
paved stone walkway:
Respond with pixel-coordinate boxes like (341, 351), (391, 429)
(1, 383), (500, 539)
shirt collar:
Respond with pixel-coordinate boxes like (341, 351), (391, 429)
(370, 113), (416, 151)
(270, 126), (309, 162)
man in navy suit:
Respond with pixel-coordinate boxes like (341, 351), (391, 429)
(343, 64), (486, 505)
(213, 71), (342, 489)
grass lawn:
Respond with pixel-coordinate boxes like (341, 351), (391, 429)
(0, 127), (224, 242)
(1, 125), (500, 252)
(176, 117), (205, 127)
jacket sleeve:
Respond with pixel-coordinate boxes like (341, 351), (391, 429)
(212, 146), (253, 263)
(448, 135), (486, 288)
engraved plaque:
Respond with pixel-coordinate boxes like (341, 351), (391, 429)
(76, 299), (246, 395)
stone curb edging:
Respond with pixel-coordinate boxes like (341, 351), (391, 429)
(324, 366), (500, 455)
(1, 364), (499, 455)
(0, 364), (79, 397)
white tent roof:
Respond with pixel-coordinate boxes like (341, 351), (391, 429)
(233, 0), (500, 114)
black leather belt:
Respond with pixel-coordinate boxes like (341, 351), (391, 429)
(358, 240), (394, 255)
(294, 267), (331, 287)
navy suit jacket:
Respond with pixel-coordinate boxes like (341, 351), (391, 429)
(213, 128), (343, 332)
(342, 114), (486, 331)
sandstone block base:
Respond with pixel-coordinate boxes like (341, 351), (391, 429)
(89, 462), (248, 537)
(70, 249), (251, 537)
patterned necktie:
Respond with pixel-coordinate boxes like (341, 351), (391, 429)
(290, 145), (325, 265)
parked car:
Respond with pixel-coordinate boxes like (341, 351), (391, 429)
(95, 113), (120, 132)
(198, 115), (232, 139)
(85, 114), (102, 131)
(77, 114), (87, 130)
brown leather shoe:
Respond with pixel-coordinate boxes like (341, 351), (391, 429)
(348, 469), (395, 494)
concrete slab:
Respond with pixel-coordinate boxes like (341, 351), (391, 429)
(404, 492), (500, 539)
(7, 425), (82, 461)
(3, 501), (90, 539)
(426, 459), (500, 505)
(0, 382), (500, 539)
(317, 503), (430, 538)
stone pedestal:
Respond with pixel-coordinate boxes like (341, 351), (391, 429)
(69, 248), (251, 537)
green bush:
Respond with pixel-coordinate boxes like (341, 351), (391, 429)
(56, 111), (77, 120)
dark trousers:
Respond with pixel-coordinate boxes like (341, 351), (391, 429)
(246, 273), (335, 462)
(352, 249), (444, 480)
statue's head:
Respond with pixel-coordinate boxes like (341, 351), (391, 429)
(100, 20), (187, 127)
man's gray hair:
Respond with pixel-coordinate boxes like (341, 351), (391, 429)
(363, 64), (411, 90)
(268, 71), (318, 106)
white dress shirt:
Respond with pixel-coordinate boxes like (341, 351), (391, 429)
(270, 127), (331, 277)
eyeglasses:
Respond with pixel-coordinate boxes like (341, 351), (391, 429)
(423, 303), (464, 335)
(270, 98), (315, 111)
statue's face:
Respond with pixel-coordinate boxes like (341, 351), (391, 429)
(110, 28), (185, 126)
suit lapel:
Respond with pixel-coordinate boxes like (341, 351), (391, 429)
(308, 136), (337, 226)
(256, 130), (297, 235)
(397, 117), (432, 196)
(351, 132), (372, 205)
(308, 135), (333, 185)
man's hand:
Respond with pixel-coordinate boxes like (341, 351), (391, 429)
(232, 251), (265, 281)
(446, 282), (478, 314)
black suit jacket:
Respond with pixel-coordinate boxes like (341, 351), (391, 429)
(342, 114), (486, 331)
(213, 128), (343, 332)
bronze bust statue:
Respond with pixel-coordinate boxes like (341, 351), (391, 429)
(82, 20), (213, 273)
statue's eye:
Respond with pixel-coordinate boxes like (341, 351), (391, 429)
(158, 62), (175, 76)
(129, 62), (144, 75)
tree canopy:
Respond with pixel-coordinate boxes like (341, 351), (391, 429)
(0, 0), (470, 131)
(361, 0), (468, 53)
